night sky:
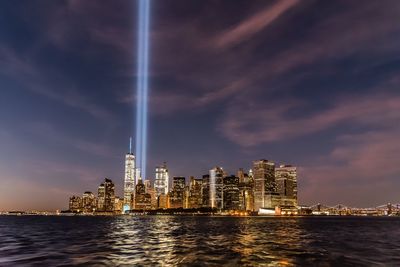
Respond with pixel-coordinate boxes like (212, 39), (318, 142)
(1, 0), (400, 210)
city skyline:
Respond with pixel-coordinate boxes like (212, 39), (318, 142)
(68, 148), (300, 214)
(2, 0), (400, 211)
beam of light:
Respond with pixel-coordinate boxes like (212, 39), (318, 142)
(135, 0), (150, 182)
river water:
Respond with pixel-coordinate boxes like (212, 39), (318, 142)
(0, 216), (399, 266)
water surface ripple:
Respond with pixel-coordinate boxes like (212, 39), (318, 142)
(0, 216), (399, 266)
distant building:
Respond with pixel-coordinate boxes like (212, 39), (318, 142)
(223, 175), (240, 210)
(82, 191), (96, 212)
(154, 162), (169, 196)
(114, 197), (124, 213)
(238, 182), (254, 211)
(188, 176), (203, 209)
(276, 165), (298, 207)
(97, 178), (115, 212)
(253, 160), (276, 211)
(123, 138), (136, 212)
(169, 176), (186, 208)
(69, 196), (82, 212)
(202, 174), (210, 208)
(210, 167), (224, 209)
(144, 179), (152, 193)
(134, 179), (152, 210)
(158, 194), (168, 209)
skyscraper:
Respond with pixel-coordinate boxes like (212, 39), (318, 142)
(276, 165), (298, 207)
(82, 191), (96, 212)
(253, 160), (277, 211)
(154, 162), (169, 196)
(134, 179), (152, 210)
(188, 176), (203, 209)
(169, 176), (186, 208)
(210, 167), (224, 209)
(97, 178), (115, 212)
(202, 174), (210, 208)
(223, 175), (240, 210)
(123, 138), (136, 212)
(69, 196), (82, 212)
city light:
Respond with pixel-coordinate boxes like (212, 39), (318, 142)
(135, 0), (151, 182)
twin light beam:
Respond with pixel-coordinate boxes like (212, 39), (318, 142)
(135, 0), (150, 181)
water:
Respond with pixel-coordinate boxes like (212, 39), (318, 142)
(0, 216), (399, 266)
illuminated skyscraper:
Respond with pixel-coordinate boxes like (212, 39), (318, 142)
(253, 160), (277, 211)
(169, 176), (186, 208)
(276, 165), (298, 207)
(154, 162), (169, 196)
(202, 174), (210, 207)
(69, 196), (82, 212)
(123, 138), (136, 212)
(188, 176), (203, 209)
(210, 167), (224, 209)
(97, 178), (115, 212)
(223, 175), (240, 210)
(134, 179), (152, 210)
(82, 191), (96, 212)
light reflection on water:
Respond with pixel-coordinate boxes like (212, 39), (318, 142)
(0, 216), (400, 266)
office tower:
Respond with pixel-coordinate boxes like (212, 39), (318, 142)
(202, 174), (210, 207)
(69, 196), (82, 212)
(169, 176), (186, 208)
(253, 160), (277, 211)
(183, 185), (190, 209)
(97, 178), (115, 212)
(114, 197), (124, 213)
(144, 180), (157, 209)
(238, 181), (254, 211)
(124, 138), (136, 212)
(82, 191), (96, 212)
(188, 176), (203, 209)
(210, 167), (224, 209)
(276, 165), (298, 207)
(154, 162), (169, 196)
(134, 179), (152, 210)
(144, 179), (151, 193)
(158, 194), (168, 209)
(223, 175), (240, 210)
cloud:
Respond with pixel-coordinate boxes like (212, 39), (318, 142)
(0, 46), (114, 120)
(218, 93), (400, 146)
(213, 0), (299, 48)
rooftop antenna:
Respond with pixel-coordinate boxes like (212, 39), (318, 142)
(129, 137), (132, 154)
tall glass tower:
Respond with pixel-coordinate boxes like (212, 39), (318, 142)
(154, 162), (169, 196)
(210, 166), (224, 209)
(123, 138), (136, 212)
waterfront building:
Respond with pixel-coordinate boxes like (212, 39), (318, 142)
(188, 176), (203, 209)
(69, 196), (82, 212)
(169, 176), (186, 208)
(202, 174), (210, 207)
(158, 194), (168, 209)
(183, 185), (190, 208)
(123, 138), (136, 212)
(276, 165), (298, 207)
(238, 182), (254, 211)
(82, 191), (96, 212)
(210, 167), (224, 209)
(144, 179), (151, 193)
(253, 160), (276, 211)
(134, 179), (152, 210)
(114, 197), (124, 213)
(223, 175), (240, 210)
(97, 178), (115, 212)
(154, 162), (169, 196)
